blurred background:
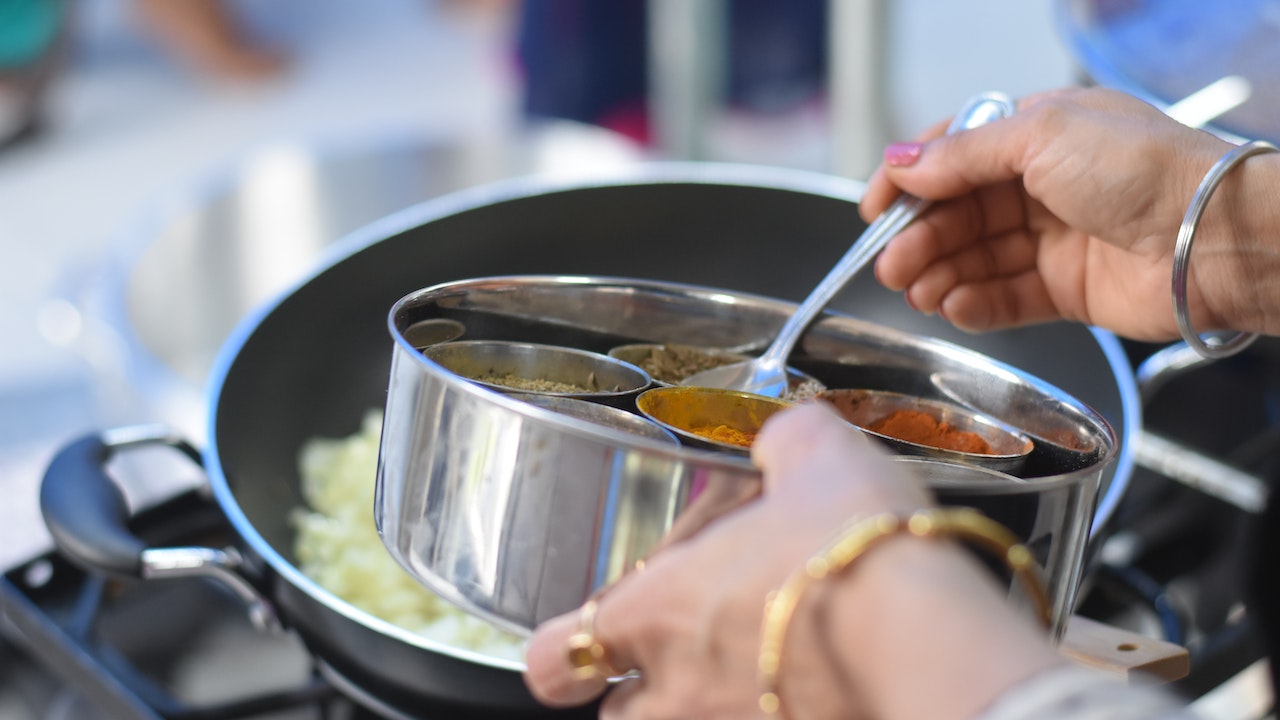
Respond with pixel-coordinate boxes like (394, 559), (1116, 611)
(0, 0), (1077, 549)
(3, 1), (1279, 717)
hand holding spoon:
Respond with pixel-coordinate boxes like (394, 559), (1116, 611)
(680, 92), (1017, 398)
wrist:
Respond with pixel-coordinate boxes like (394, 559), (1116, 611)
(1192, 150), (1280, 335)
(794, 534), (1063, 720)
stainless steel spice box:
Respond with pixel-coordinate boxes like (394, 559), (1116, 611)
(376, 275), (1116, 639)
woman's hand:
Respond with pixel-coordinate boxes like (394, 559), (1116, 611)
(862, 87), (1280, 341)
(522, 403), (930, 720)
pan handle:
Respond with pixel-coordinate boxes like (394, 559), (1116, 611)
(40, 425), (281, 633)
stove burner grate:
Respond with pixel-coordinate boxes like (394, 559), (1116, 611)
(0, 491), (576, 720)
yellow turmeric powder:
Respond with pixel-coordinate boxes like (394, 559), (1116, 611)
(689, 424), (756, 448)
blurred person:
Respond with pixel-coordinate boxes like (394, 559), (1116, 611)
(133, 0), (284, 81)
(0, 0), (281, 151)
(521, 87), (1280, 718)
(514, 0), (826, 146)
(0, 0), (68, 149)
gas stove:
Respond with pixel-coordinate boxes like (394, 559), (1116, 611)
(0, 489), (591, 720)
(1, 339), (1277, 719)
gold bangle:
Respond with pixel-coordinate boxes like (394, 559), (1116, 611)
(757, 507), (1051, 717)
(1172, 139), (1275, 359)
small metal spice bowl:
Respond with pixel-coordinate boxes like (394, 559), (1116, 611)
(422, 340), (651, 404)
(817, 388), (1034, 474)
(609, 343), (826, 401)
(635, 385), (793, 454)
(402, 317), (466, 349)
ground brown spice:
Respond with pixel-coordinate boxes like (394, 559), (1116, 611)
(868, 409), (993, 454)
(474, 373), (591, 393)
(638, 345), (739, 383)
(689, 424), (756, 448)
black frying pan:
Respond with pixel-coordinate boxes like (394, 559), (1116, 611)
(41, 166), (1140, 714)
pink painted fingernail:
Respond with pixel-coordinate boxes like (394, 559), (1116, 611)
(884, 142), (923, 167)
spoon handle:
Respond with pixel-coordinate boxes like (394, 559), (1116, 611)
(757, 91), (1017, 367)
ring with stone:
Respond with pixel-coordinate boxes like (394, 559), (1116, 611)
(565, 599), (623, 680)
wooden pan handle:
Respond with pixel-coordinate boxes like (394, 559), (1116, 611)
(1060, 615), (1190, 684)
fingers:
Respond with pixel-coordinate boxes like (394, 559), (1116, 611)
(860, 87), (1107, 221)
(890, 229), (1038, 312)
(599, 676), (646, 720)
(858, 116), (951, 222)
(524, 609), (614, 707)
(934, 270), (1063, 332)
(860, 111), (1028, 222)
(753, 404), (932, 514)
(752, 402), (869, 491)
(525, 580), (652, 709)
(866, 89), (1100, 213)
(525, 553), (681, 710)
(873, 186), (1032, 292)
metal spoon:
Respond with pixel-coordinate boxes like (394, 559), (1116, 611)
(680, 91), (1017, 398)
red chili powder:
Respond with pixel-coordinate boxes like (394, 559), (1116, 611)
(867, 409), (994, 454)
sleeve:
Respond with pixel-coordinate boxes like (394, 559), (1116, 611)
(975, 664), (1203, 720)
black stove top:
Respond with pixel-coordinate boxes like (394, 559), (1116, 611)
(0, 491), (592, 720)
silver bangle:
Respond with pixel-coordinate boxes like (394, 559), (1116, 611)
(1172, 139), (1276, 359)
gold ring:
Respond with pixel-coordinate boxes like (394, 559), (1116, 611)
(565, 600), (622, 680)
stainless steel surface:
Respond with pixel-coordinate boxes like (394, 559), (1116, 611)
(1133, 431), (1269, 514)
(1133, 339), (1270, 514)
(679, 92), (1017, 397)
(381, 332), (726, 638)
(402, 317), (467, 349)
(140, 546), (281, 633)
(377, 275), (1116, 637)
(1135, 340), (1216, 402)
(897, 455), (1085, 639)
(817, 388), (1034, 474)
